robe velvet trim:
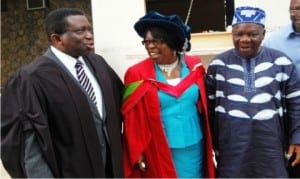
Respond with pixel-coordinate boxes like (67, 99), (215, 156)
(121, 55), (215, 178)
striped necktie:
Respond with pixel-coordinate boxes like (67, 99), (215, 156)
(75, 61), (97, 105)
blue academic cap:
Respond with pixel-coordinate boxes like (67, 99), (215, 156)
(134, 11), (191, 51)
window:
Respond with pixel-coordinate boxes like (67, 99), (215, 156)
(145, 0), (234, 33)
(26, 0), (49, 10)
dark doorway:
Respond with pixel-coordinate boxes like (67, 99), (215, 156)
(146, 0), (226, 33)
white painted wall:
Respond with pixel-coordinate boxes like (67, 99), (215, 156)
(91, 0), (291, 79)
(91, 0), (148, 80)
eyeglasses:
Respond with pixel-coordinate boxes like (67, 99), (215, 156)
(141, 39), (164, 46)
(290, 7), (300, 13)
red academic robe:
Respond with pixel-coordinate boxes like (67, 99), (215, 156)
(122, 55), (215, 178)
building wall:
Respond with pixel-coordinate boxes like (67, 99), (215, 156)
(91, 0), (146, 81)
(1, 0), (92, 86)
(1, 0), (290, 86)
(91, 0), (290, 80)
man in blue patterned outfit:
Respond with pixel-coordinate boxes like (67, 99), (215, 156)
(206, 6), (300, 177)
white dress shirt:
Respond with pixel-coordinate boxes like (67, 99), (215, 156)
(50, 46), (104, 118)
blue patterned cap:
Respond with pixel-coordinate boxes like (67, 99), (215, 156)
(232, 6), (266, 27)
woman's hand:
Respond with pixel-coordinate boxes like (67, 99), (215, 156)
(137, 155), (147, 172)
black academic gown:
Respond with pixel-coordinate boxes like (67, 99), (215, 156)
(1, 49), (124, 178)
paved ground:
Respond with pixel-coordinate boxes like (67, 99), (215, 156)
(0, 160), (10, 178)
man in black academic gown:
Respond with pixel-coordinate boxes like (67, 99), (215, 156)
(1, 8), (124, 178)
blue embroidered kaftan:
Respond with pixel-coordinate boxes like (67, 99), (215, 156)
(206, 47), (300, 177)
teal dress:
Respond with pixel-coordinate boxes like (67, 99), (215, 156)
(156, 59), (204, 178)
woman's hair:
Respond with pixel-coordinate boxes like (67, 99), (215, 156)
(45, 8), (85, 41)
(144, 27), (182, 51)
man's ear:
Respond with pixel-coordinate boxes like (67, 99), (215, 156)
(50, 33), (63, 46)
(263, 29), (266, 36)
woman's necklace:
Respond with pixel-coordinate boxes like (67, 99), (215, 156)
(158, 59), (179, 77)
